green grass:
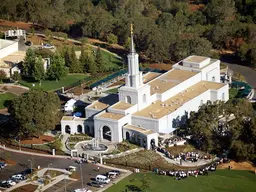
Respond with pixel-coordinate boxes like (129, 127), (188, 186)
(19, 74), (87, 91)
(106, 170), (256, 192)
(229, 88), (239, 99)
(105, 87), (119, 94)
(0, 93), (17, 109)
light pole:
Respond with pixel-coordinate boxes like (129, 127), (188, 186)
(28, 159), (32, 174)
(80, 163), (84, 189)
(19, 140), (21, 151)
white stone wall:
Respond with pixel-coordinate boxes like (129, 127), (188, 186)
(201, 60), (220, 82)
(131, 115), (159, 132)
(94, 113), (131, 143)
(85, 107), (102, 118)
(0, 40), (18, 59)
(161, 73), (201, 102)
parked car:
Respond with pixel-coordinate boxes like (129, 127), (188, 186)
(73, 188), (92, 192)
(109, 170), (121, 175)
(95, 175), (110, 184)
(107, 171), (118, 179)
(0, 181), (11, 188)
(11, 174), (26, 181)
(89, 181), (104, 188)
(0, 162), (7, 169)
(1, 180), (16, 188)
(42, 44), (55, 49)
(25, 41), (32, 46)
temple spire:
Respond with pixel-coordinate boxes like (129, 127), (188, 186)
(130, 23), (135, 53)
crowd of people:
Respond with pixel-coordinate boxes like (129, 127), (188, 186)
(157, 147), (210, 162)
(153, 161), (220, 180)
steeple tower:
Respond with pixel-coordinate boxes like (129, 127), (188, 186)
(125, 24), (143, 88)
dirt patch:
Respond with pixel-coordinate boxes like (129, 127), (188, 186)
(218, 161), (256, 171)
(0, 85), (28, 95)
(11, 184), (38, 192)
(107, 79), (125, 88)
(189, 3), (205, 12)
(148, 63), (172, 71)
(0, 19), (33, 30)
(21, 135), (55, 145)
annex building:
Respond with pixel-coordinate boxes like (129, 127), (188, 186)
(61, 31), (229, 150)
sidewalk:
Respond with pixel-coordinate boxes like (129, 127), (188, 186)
(0, 144), (77, 160)
(156, 151), (214, 167)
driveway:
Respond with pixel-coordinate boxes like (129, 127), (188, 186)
(0, 150), (111, 191)
(223, 62), (256, 99)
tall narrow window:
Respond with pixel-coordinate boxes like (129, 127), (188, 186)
(212, 76), (216, 82)
(222, 93), (225, 101)
(143, 94), (146, 103)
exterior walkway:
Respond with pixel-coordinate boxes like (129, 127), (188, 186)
(156, 151), (215, 167)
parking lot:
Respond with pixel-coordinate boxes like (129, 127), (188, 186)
(0, 150), (124, 191)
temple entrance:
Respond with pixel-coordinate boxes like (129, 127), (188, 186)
(65, 125), (71, 134)
(77, 125), (82, 133)
(151, 139), (156, 150)
(102, 126), (111, 141)
(126, 132), (130, 141)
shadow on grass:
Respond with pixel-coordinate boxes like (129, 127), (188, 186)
(125, 185), (142, 192)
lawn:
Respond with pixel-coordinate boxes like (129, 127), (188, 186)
(106, 170), (256, 192)
(105, 87), (119, 94)
(0, 92), (17, 109)
(229, 88), (238, 99)
(19, 74), (87, 91)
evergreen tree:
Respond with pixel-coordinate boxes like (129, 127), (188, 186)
(95, 47), (105, 73)
(32, 56), (45, 82)
(69, 47), (82, 73)
(47, 54), (67, 81)
(88, 56), (97, 75)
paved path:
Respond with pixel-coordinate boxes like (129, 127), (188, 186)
(156, 151), (214, 167)
(224, 62), (256, 99)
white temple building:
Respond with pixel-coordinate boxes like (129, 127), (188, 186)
(61, 28), (229, 150)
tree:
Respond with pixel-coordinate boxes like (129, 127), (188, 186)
(205, 0), (236, 24)
(170, 36), (213, 61)
(95, 47), (105, 72)
(11, 71), (21, 81)
(47, 54), (67, 80)
(0, 70), (7, 83)
(32, 56), (45, 82)
(67, 47), (82, 73)
(23, 48), (45, 81)
(8, 89), (61, 138)
(107, 33), (118, 44)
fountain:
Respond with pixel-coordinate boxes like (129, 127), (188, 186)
(83, 138), (108, 152)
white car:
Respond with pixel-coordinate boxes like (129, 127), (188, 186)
(74, 188), (92, 192)
(11, 174), (26, 180)
(6, 180), (16, 186)
(42, 44), (55, 49)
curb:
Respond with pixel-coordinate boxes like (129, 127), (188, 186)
(0, 145), (79, 160)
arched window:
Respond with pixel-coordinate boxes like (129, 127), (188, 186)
(143, 94), (146, 103)
(125, 95), (132, 104)
(65, 125), (71, 134)
(200, 100), (203, 105)
(212, 76), (216, 82)
(102, 126), (111, 141)
(126, 132), (130, 141)
(77, 125), (82, 133)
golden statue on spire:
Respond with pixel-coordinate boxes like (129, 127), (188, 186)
(130, 23), (134, 35)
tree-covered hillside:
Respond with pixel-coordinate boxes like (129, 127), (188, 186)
(0, 0), (255, 65)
